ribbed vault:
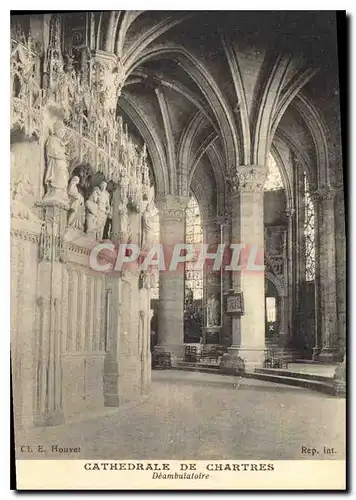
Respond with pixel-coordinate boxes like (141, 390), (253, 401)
(85, 10), (341, 209)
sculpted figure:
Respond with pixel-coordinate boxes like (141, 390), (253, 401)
(96, 181), (111, 239)
(207, 294), (220, 327)
(142, 187), (159, 250)
(67, 176), (84, 229)
(85, 187), (100, 233)
(44, 120), (69, 202)
(118, 194), (129, 243)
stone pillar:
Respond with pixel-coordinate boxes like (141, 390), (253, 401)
(285, 207), (296, 350)
(35, 199), (68, 426)
(156, 195), (189, 362)
(104, 200), (142, 406)
(317, 188), (338, 363)
(334, 187), (346, 358)
(223, 165), (267, 372)
(139, 277), (152, 395)
(312, 198), (322, 360)
(203, 218), (222, 329)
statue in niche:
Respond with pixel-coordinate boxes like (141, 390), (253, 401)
(67, 176), (84, 229)
(207, 294), (220, 327)
(99, 60), (124, 116)
(85, 187), (101, 233)
(141, 186), (158, 251)
(61, 55), (77, 122)
(44, 120), (69, 203)
(96, 181), (111, 240)
(118, 193), (129, 243)
(185, 288), (194, 307)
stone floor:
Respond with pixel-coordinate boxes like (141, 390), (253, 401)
(273, 363), (338, 378)
(16, 370), (345, 461)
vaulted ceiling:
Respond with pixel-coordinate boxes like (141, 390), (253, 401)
(81, 11), (341, 206)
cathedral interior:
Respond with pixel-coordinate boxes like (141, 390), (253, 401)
(11, 11), (346, 438)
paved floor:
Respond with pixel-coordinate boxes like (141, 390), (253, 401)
(272, 363), (337, 377)
(16, 370), (345, 461)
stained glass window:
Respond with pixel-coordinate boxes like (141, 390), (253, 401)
(185, 195), (203, 301)
(264, 154), (284, 191)
(304, 172), (316, 282)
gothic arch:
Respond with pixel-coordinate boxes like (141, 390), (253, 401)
(126, 44), (240, 169)
(119, 93), (169, 195)
(291, 92), (330, 189)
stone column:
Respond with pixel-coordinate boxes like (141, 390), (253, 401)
(203, 218), (222, 329)
(334, 187), (346, 358)
(317, 188), (338, 363)
(223, 165), (267, 372)
(156, 195), (189, 362)
(283, 213), (295, 348)
(35, 199), (68, 426)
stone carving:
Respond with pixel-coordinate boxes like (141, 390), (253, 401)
(11, 25), (151, 218)
(313, 187), (337, 202)
(96, 181), (111, 239)
(67, 176), (85, 229)
(156, 195), (190, 221)
(207, 294), (220, 327)
(139, 269), (158, 292)
(236, 166), (267, 193)
(93, 56), (125, 117)
(142, 187), (159, 250)
(285, 208), (296, 218)
(44, 120), (69, 203)
(11, 30), (42, 137)
(11, 176), (37, 221)
(85, 187), (101, 233)
(185, 287), (194, 306)
(118, 194), (129, 243)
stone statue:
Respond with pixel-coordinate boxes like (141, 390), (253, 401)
(67, 176), (84, 229)
(118, 194), (129, 243)
(96, 181), (111, 239)
(142, 187), (159, 250)
(207, 294), (220, 327)
(85, 187), (100, 233)
(44, 120), (69, 202)
(186, 288), (193, 306)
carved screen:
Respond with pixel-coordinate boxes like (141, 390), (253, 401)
(185, 194), (203, 301)
(304, 171), (316, 282)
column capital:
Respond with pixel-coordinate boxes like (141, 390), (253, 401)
(91, 50), (126, 114)
(285, 208), (296, 218)
(230, 165), (268, 194)
(312, 186), (337, 202)
(156, 194), (190, 221)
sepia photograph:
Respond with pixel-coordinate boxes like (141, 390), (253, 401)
(10, 9), (347, 490)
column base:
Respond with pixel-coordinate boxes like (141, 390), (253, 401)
(219, 346), (265, 374)
(312, 347), (322, 361)
(318, 347), (338, 364)
(333, 355), (346, 397)
(34, 409), (64, 427)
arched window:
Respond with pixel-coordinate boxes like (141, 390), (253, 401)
(264, 154), (284, 191)
(185, 194), (203, 302)
(304, 172), (316, 282)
